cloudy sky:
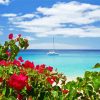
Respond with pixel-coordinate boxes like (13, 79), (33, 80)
(0, 0), (100, 49)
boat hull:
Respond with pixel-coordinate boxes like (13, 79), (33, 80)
(47, 52), (59, 56)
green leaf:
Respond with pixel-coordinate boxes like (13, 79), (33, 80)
(2, 87), (6, 95)
(0, 67), (3, 77)
(8, 96), (16, 100)
(53, 86), (61, 91)
(8, 67), (13, 74)
(51, 90), (58, 97)
(1, 96), (16, 100)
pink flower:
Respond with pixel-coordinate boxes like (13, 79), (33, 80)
(46, 66), (53, 72)
(46, 77), (54, 85)
(51, 76), (57, 81)
(0, 60), (6, 66)
(40, 64), (45, 69)
(23, 60), (34, 69)
(62, 89), (69, 94)
(0, 77), (3, 83)
(16, 34), (21, 41)
(18, 34), (21, 37)
(8, 73), (28, 91)
(35, 64), (45, 73)
(0, 60), (12, 66)
(26, 83), (32, 91)
(13, 59), (21, 67)
(17, 93), (23, 100)
(35, 65), (39, 70)
(6, 61), (12, 66)
(9, 33), (13, 39)
(6, 51), (11, 56)
(18, 56), (24, 62)
(20, 69), (27, 74)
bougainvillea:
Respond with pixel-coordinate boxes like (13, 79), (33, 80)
(0, 34), (100, 100)
(7, 73), (28, 91)
(8, 33), (13, 39)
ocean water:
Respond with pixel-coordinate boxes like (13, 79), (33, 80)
(17, 49), (100, 78)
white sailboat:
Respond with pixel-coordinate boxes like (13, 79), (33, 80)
(47, 36), (59, 56)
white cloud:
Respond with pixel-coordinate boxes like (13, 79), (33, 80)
(3, 13), (36, 23)
(15, 25), (100, 37)
(0, 0), (10, 5)
(37, 1), (100, 24)
(28, 43), (89, 49)
(24, 36), (35, 41)
(2, 13), (35, 20)
(4, 1), (100, 37)
(38, 26), (100, 37)
(2, 13), (17, 17)
(20, 14), (35, 18)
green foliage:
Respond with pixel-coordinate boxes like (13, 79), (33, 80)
(0, 35), (29, 61)
(64, 71), (100, 99)
(93, 63), (100, 68)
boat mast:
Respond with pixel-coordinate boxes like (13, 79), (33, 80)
(53, 35), (55, 51)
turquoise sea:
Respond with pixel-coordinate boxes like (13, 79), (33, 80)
(17, 50), (100, 78)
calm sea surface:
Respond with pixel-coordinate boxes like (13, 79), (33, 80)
(17, 49), (100, 78)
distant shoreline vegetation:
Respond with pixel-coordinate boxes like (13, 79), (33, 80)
(93, 63), (100, 68)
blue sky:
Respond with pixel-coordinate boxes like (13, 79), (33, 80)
(0, 0), (100, 49)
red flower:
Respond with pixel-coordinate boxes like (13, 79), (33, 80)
(40, 64), (45, 69)
(6, 51), (11, 56)
(16, 34), (21, 41)
(46, 77), (54, 85)
(17, 93), (23, 100)
(8, 73), (28, 91)
(0, 60), (12, 66)
(23, 60), (34, 69)
(9, 33), (13, 39)
(13, 59), (21, 67)
(62, 89), (69, 94)
(51, 76), (57, 81)
(35, 65), (39, 70)
(46, 66), (53, 72)
(45, 73), (49, 76)
(20, 69), (27, 74)
(18, 56), (24, 62)
(6, 61), (12, 66)
(26, 83), (32, 91)
(0, 77), (3, 83)
(0, 60), (6, 66)
(38, 68), (44, 73)
(18, 34), (21, 37)
(35, 64), (45, 73)
(39, 64), (45, 73)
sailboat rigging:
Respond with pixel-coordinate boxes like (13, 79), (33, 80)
(47, 36), (59, 55)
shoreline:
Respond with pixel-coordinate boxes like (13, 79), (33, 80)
(66, 75), (84, 82)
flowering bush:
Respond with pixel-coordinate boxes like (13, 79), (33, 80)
(0, 34), (100, 100)
(0, 34), (68, 100)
